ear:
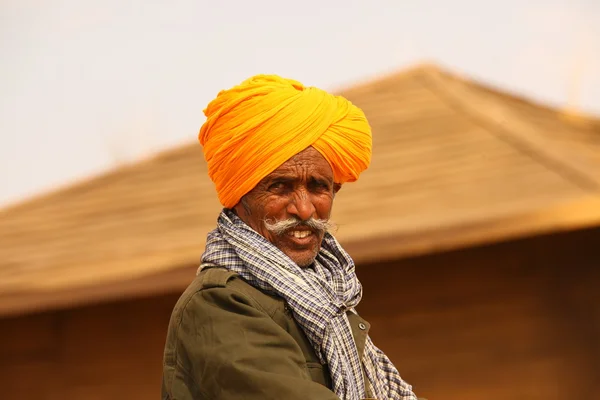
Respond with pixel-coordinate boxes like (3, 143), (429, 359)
(233, 197), (251, 221)
(233, 203), (244, 217)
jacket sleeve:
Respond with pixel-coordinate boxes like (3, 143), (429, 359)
(165, 284), (341, 400)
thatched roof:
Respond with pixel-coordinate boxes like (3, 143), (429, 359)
(1, 64), (599, 317)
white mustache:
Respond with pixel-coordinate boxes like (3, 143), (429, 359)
(263, 217), (337, 236)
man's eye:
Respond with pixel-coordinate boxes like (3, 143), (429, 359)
(310, 180), (331, 191)
(269, 182), (287, 191)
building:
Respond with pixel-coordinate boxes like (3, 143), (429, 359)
(1, 64), (599, 399)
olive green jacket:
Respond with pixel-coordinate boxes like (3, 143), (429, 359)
(161, 267), (374, 400)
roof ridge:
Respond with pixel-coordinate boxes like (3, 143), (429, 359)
(338, 62), (600, 126)
(418, 67), (600, 193)
(331, 61), (444, 94)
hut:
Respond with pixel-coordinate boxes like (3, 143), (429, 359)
(1, 64), (599, 399)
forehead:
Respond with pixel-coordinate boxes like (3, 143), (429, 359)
(269, 146), (333, 178)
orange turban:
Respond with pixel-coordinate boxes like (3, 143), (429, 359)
(198, 74), (372, 208)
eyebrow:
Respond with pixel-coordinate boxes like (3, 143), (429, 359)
(266, 175), (295, 184)
(264, 174), (333, 185)
(310, 176), (333, 185)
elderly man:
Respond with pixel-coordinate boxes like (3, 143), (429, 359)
(162, 75), (418, 400)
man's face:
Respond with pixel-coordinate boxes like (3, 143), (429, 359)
(234, 146), (339, 267)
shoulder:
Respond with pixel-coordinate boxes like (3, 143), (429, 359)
(163, 268), (284, 370)
(172, 267), (282, 323)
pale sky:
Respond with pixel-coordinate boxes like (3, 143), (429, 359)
(1, 0), (599, 208)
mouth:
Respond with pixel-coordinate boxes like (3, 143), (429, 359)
(284, 229), (318, 246)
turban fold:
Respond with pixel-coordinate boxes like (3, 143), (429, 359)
(199, 75), (372, 208)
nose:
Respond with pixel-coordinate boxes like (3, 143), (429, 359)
(286, 189), (316, 221)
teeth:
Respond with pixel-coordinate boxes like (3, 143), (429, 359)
(289, 231), (311, 239)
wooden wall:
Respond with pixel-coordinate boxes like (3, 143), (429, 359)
(0, 291), (178, 399)
(358, 226), (600, 400)
(1, 226), (598, 399)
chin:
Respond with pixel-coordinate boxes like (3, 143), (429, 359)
(291, 254), (318, 268)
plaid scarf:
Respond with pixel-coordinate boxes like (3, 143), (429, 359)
(199, 209), (416, 400)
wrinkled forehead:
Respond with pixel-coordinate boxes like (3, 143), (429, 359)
(266, 146), (334, 180)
